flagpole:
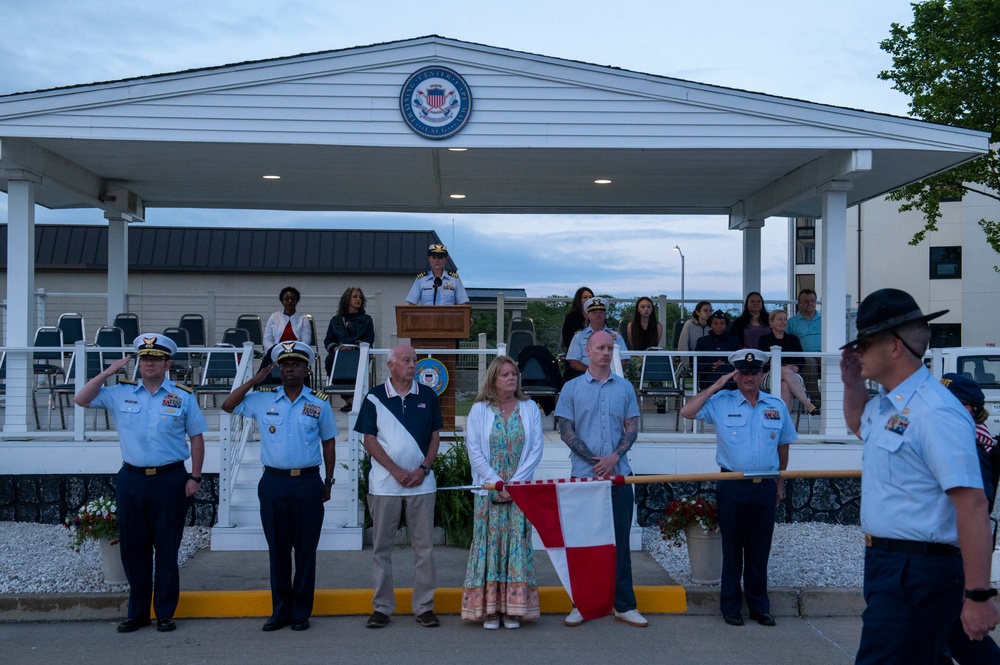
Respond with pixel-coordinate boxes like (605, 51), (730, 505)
(474, 469), (861, 490)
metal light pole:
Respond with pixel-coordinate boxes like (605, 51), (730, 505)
(673, 245), (685, 317)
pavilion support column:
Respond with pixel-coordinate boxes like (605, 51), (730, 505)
(741, 221), (764, 296)
(105, 212), (129, 324)
(819, 181), (852, 436)
(3, 172), (41, 434)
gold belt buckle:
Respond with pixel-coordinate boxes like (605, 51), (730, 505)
(290, 469), (301, 477)
(864, 534), (873, 547)
(145, 468), (156, 476)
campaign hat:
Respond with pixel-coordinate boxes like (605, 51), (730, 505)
(841, 288), (947, 349)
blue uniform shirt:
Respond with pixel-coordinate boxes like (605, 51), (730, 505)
(406, 271), (469, 306)
(554, 371), (640, 478)
(859, 366), (981, 546)
(234, 386), (338, 469)
(786, 312), (822, 352)
(565, 325), (630, 366)
(696, 389), (797, 473)
(91, 378), (208, 467)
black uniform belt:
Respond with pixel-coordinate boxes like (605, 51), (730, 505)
(720, 467), (776, 483)
(263, 465), (319, 477)
(122, 461), (185, 476)
(865, 535), (960, 556)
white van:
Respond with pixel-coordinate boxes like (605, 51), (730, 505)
(927, 347), (1000, 437)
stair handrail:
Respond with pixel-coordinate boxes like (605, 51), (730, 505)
(218, 342), (257, 528)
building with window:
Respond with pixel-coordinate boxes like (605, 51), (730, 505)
(789, 188), (1000, 347)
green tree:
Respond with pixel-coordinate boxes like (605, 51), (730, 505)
(878, 0), (1000, 264)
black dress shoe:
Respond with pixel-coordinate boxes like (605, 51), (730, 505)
(262, 618), (288, 632)
(156, 618), (176, 632)
(116, 618), (152, 633)
(723, 613), (744, 626)
(291, 619), (310, 631)
(749, 612), (776, 626)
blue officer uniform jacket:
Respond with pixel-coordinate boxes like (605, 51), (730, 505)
(91, 378), (207, 467)
(554, 371), (640, 478)
(859, 366), (981, 546)
(406, 270), (469, 306)
(233, 386), (338, 469)
(565, 325), (630, 366)
(696, 389), (797, 473)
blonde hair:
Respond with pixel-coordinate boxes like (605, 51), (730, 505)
(474, 356), (527, 405)
(769, 309), (788, 325)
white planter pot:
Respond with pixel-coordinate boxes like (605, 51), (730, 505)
(98, 537), (127, 586)
(685, 525), (722, 585)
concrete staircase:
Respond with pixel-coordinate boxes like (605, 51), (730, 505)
(211, 436), (364, 551)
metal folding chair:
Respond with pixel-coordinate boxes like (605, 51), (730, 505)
(638, 352), (685, 431)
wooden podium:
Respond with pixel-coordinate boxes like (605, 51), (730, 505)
(396, 305), (471, 431)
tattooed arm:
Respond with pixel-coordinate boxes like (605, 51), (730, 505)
(612, 416), (638, 458)
(559, 418), (597, 462)
(590, 416), (638, 476)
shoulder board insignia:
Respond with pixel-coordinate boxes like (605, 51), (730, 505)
(120, 379), (137, 385)
(313, 391), (330, 402)
(176, 384), (194, 394)
(448, 270), (459, 277)
(416, 271), (428, 278)
(255, 386), (276, 393)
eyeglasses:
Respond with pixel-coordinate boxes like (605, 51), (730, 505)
(281, 296), (299, 302)
(737, 369), (762, 375)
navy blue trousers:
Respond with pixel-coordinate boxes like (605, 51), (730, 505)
(115, 465), (188, 621)
(943, 614), (1000, 664)
(258, 472), (325, 623)
(611, 484), (637, 612)
(856, 547), (964, 665)
(717, 478), (776, 616)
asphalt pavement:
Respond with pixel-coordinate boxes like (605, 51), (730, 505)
(1, 544), (866, 663)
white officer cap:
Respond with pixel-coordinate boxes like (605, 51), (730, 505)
(133, 333), (177, 358)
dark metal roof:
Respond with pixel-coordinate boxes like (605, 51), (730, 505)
(0, 225), (454, 275)
(467, 288), (527, 302)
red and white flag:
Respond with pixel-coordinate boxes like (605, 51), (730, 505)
(503, 478), (617, 620)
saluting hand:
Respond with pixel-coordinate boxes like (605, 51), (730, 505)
(840, 348), (863, 386)
(107, 354), (132, 374)
(252, 362), (277, 384)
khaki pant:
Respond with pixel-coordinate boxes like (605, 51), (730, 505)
(369, 492), (436, 615)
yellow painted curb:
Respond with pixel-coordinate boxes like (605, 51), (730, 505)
(174, 585), (686, 618)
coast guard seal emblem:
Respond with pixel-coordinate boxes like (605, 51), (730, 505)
(415, 357), (449, 396)
(400, 66), (472, 140)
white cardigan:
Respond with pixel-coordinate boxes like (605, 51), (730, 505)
(465, 399), (544, 496)
(262, 311), (313, 349)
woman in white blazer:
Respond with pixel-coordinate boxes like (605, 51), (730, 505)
(461, 356), (544, 630)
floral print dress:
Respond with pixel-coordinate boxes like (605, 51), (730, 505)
(460, 405), (540, 620)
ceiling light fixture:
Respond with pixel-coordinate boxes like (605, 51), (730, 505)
(449, 194), (466, 199)
(594, 179), (612, 184)
(448, 148), (468, 152)
(262, 175), (281, 180)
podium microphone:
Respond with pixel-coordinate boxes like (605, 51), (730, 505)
(433, 277), (442, 305)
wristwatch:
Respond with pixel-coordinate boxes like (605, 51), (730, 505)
(188, 475), (202, 483)
(419, 465), (431, 476)
(964, 588), (998, 602)
(324, 477), (336, 486)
